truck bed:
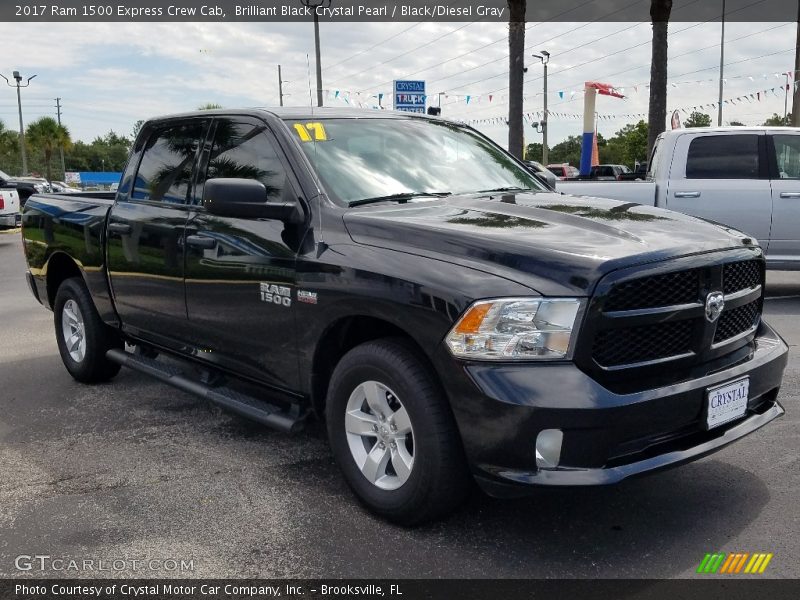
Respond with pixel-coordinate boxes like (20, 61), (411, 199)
(21, 191), (116, 317)
(557, 180), (657, 205)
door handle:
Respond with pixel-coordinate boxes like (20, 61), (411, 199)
(185, 235), (216, 250)
(779, 192), (800, 198)
(674, 191), (701, 198)
(107, 222), (131, 235)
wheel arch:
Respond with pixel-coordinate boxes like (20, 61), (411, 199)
(45, 252), (85, 309)
(309, 314), (438, 417)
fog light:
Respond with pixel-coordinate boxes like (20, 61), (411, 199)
(535, 429), (563, 469)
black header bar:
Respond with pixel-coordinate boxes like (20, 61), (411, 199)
(3, 0), (799, 22)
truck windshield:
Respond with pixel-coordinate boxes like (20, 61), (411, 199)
(286, 118), (544, 206)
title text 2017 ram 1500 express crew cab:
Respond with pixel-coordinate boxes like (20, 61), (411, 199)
(560, 127), (800, 270)
(21, 109), (788, 524)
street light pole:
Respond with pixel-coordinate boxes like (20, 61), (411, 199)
(278, 65), (284, 106)
(301, 0), (330, 107)
(1, 71), (37, 175)
(55, 97), (66, 179)
(533, 51), (550, 164)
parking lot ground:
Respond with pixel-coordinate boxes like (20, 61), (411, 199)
(1, 232), (798, 578)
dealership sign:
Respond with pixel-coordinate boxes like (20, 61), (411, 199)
(394, 80), (426, 113)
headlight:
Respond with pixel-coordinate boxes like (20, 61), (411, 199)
(445, 298), (581, 360)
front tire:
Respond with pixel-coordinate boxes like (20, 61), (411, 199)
(54, 277), (122, 383)
(326, 338), (470, 525)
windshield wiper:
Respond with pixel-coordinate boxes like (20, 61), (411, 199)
(349, 191), (452, 207)
(473, 186), (533, 194)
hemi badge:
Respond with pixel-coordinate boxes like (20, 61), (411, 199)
(297, 290), (318, 305)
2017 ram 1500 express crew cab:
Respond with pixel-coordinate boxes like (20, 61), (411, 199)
(21, 109), (788, 524)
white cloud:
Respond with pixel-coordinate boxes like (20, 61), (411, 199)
(0, 19), (794, 150)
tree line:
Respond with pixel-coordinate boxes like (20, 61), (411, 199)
(0, 105), (225, 182)
(0, 106), (795, 183)
(525, 111), (788, 168)
(0, 116), (132, 182)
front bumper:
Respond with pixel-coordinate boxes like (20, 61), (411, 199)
(438, 321), (788, 497)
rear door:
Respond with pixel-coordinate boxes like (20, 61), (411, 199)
(107, 119), (209, 345)
(666, 132), (772, 246)
(767, 132), (800, 267)
(182, 116), (304, 390)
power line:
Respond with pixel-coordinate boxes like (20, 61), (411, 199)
(449, 44), (797, 125)
(440, 0), (764, 115)
(324, 22), (423, 73)
(326, 21), (478, 87)
(355, 0), (633, 94)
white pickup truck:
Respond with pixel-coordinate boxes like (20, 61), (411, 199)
(560, 126), (800, 270)
(0, 186), (21, 229)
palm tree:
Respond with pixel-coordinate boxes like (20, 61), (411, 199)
(507, 0), (526, 159)
(26, 116), (71, 182)
(198, 103), (223, 110)
(0, 119), (20, 168)
(647, 0), (673, 159)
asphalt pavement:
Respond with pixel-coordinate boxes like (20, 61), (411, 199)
(1, 230), (798, 579)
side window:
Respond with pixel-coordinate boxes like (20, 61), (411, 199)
(686, 134), (760, 179)
(772, 135), (800, 179)
(132, 122), (205, 203)
(199, 119), (287, 203)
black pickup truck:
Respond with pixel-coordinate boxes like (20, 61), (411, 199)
(21, 108), (788, 524)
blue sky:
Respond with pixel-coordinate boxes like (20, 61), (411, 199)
(0, 19), (796, 151)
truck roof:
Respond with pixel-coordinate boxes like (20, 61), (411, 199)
(663, 125), (800, 136)
(145, 107), (436, 124)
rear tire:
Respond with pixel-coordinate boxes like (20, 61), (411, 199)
(326, 338), (470, 525)
(54, 277), (122, 383)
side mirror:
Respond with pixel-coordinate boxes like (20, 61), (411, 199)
(532, 172), (555, 191)
(203, 178), (303, 224)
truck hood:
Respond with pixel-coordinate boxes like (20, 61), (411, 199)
(343, 192), (758, 296)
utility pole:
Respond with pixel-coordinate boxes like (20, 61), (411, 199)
(301, 0), (329, 107)
(277, 65), (284, 106)
(717, 0), (726, 126)
(1, 71), (36, 175)
(507, 0), (526, 159)
(55, 97), (66, 178)
(793, 0), (800, 127)
(533, 51), (551, 164)
(785, 72), (791, 124)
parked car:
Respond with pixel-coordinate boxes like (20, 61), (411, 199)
(618, 161), (648, 181)
(0, 169), (40, 206)
(21, 109), (787, 525)
(546, 163), (579, 179)
(0, 186), (21, 229)
(590, 164), (632, 180)
(523, 160), (557, 189)
(50, 181), (80, 193)
(560, 127), (800, 270)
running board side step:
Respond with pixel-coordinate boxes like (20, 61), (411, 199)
(106, 348), (306, 433)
